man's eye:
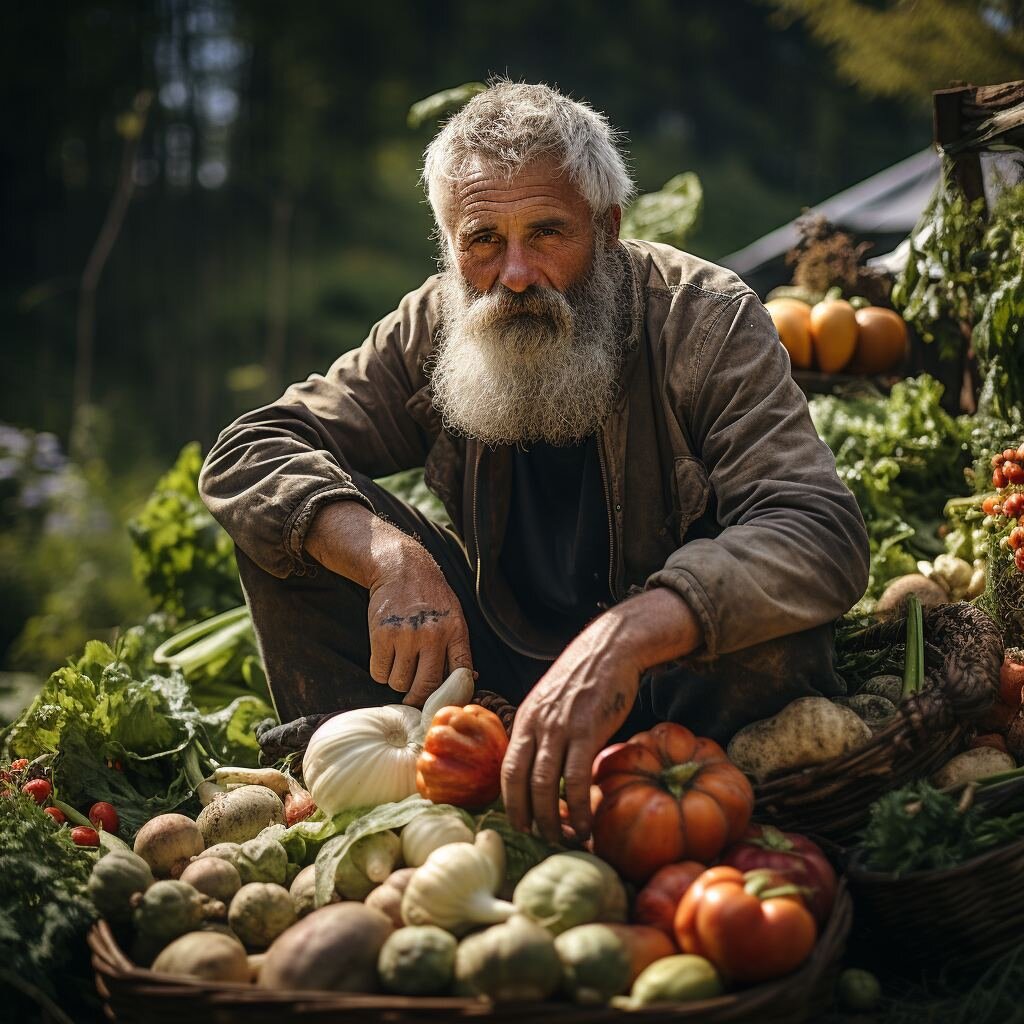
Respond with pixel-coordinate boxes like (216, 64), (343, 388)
(537, 228), (558, 237)
(472, 234), (497, 245)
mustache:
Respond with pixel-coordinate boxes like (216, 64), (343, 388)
(468, 283), (570, 321)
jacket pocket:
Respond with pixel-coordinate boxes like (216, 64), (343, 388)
(672, 456), (710, 539)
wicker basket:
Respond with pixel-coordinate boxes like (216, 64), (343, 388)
(845, 774), (1024, 972)
(89, 883), (851, 1024)
(753, 603), (1003, 842)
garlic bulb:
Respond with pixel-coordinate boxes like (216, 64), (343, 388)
(401, 812), (474, 867)
(401, 830), (514, 936)
(303, 668), (475, 816)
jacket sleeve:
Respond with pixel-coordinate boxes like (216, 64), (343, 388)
(198, 283), (437, 579)
(645, 290), (870, 656)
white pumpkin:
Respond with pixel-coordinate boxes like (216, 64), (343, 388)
(303, 668), (475, 816)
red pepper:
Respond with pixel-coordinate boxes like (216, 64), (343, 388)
(674, 866), (818, 983)
(719, 824), (837, 924)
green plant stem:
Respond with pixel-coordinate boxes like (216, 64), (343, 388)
(902, 595), (924, 698)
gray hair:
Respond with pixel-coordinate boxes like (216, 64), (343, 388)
(421, 80), (636, 237)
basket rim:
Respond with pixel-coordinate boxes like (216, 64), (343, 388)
(89, 882), (852, 1017)
(845, 833), (1024, 884)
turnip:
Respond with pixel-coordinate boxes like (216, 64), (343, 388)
(196, 785), (285, 846)
(152, 931), (249, 983)
(133, 813), (205, 878)
(179, 856), (242, 903)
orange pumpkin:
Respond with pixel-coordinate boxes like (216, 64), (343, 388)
(634, 860), (707, 937)
(416, 704), (509, 808)
(591, 723), (754, 883)
(765, 298), (813, 370)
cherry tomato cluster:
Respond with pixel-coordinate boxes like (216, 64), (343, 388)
(3, 757), (119, 846)
(982, 444), (1024, 573)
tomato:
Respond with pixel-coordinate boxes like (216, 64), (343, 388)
(43, 806), (67, 825)
(1003, 493), (1024, 519)
(982, 496), (999, 516)
(88, 801), (120, 834)
(9, 758), (29, 773)
(70, 826), (100, 847)
(674, 866), (817, 983)
(1009, 527), (1024, 551)
(719, 824), (837, 925)
(994, 468), (1007, 489)
(1008, 464), (1024, 485)
(1003, 449), (1019, 463)
(634, 861), (707, 937)
(992, 454), (1005, 469)
(999, 650), (1024, 708)
(1016, 547), (1024, 573)
(21, 778), (52, 805)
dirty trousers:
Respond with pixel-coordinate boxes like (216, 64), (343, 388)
(236, 471), (843, 744)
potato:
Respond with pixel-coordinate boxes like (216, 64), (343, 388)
(152, 931), (249, 983)
(133, 814), (204, 879)
(875, 574), (947, 613)
(258, 903), (393, 991)
(179, 857), (242, 903)
(931, 748), (1016, 789)
(727, 697), (873, 778)
(197, 786), (285, 846)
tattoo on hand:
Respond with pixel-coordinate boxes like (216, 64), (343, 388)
(602, 691), (627, 720)
(380, 609), (450, 629)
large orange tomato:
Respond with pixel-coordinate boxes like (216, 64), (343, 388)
(591, 723), (754, 883)
(674, 866), (817, 983)
(416, 704), (508, 808)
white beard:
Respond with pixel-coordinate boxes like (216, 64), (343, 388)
(427, 242), (629, 447)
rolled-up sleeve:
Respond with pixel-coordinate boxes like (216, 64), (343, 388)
(645, 291), (870, 656)
(199, 283), (436, 579)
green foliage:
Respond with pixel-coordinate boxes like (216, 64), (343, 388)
(809, 375), (971, 599)
(765, 0), (1024, 103)
(621, 172), (703, 248)
(1, 635), (273, 836)
(407, 82), (488, 128)
(128, 443), (242, 623)
(0, 790), (97, 1015)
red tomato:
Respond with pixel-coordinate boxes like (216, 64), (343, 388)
(1016, 548), (1024, 573)
(1008, 464), (1024, 485)
(21, 779), (52, 805)
(88, 802), (120, 834)
(1003, 493), (1024, 519)
(674, 866), (818, 983)
(43, 806), (67, 825)
(999, 651), (1024, 709)
(634, 861), (707, 937)
(1009, 527), (1024, 552)
(982, 496), (999, 516)
(1003, 449), (1019, 463)
(994, 468), (1007, 489)
(70, 826), (100, 847)
(9, 758), (29, 773)
(719, 824), (837, 925)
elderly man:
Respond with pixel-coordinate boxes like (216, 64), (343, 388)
(199, 82), (869, 842)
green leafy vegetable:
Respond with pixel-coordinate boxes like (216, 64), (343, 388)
(128, 442), (242, 622)
(407, 82), (487, 128)
(621, 172), (703, 248)
(0, 790), (97, 1016)
(474, 809), (559, 888)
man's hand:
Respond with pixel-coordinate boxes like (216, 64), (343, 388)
(366, 542), (473, 705)
(501, 587), (704, 843)
(305, 501), (473, 706)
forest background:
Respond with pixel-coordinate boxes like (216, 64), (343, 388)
(2, 0), (1020, 705)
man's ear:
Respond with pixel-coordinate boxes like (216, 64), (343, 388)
(607, 205), (622, 244)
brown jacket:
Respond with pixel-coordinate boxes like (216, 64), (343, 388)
(199, 239), (869, 660)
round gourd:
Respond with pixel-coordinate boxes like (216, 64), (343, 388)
(454, 916), (562, 1002)
(179, 857), (241, 903)
(593, 723), (754, 883)
(258, 903), (394, 992)
(132, 880), (222, 947)
(555, 924), (632, 1004)
(513, 851), (627, 934)
(228, 883), (296, 949)
(152, 931), (249, 983)
(87, 850), (154, 924)
(378, 925), (457, 996)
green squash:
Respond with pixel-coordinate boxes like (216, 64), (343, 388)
(132, 880), (221, 948)
(513, 852), (627, 935)
(235, 836), (288, 885)
(228, 882), (297, 949)
(554, 924), (632, 1004)
(87, 850), (154, 925)
(454, 916), (561, 1002)
(617, 954), (723, 1008)
(378, 925), (457, 996)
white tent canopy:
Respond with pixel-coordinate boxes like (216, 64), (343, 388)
(720, 148), (940, 281)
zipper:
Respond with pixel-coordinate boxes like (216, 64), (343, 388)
(595, 435), (617, 601)
(471, 444), (549, 660)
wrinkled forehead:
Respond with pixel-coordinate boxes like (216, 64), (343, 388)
(445, 156), (591, 236)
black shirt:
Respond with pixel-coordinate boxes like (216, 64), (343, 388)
(498, 437), (612, 641)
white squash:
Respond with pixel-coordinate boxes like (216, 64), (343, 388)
(401, 813), (474, 867)
(303, 668), (475, 816)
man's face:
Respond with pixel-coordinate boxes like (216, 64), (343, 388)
(428, 159), (629, 448)
(450, 158), (604, 296)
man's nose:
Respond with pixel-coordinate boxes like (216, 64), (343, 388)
(498, 241), (543, 293)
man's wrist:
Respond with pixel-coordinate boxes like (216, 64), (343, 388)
(599, 587), (704, 673)
(305, 500), (412, 588)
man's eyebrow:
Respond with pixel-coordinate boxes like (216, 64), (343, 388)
(526, 217), (569, 230)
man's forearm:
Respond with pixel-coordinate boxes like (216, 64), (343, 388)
(304, 501), (412, 587)
(599, 587), (705, 672)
